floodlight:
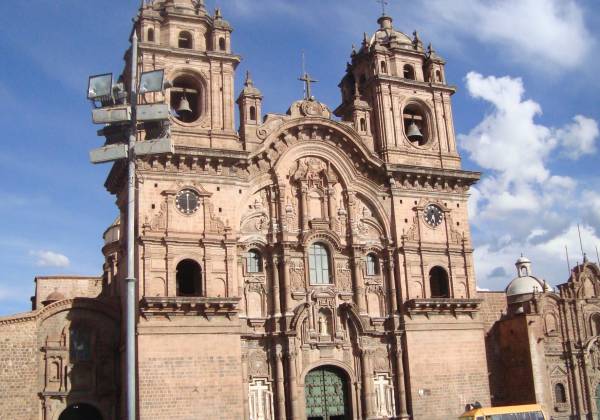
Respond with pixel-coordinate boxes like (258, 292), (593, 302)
(139, 69), (165, 94)
(87, 73), (113, 100)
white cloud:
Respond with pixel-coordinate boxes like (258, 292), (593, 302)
(421, 0), (595, 70)
(30, 250), (70, 268)
(556, 115), (599, 159)
(459, 72), (600, 290)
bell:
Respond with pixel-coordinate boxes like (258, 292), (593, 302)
(177, 95), (193, 115)
(407, 121), (423, 142)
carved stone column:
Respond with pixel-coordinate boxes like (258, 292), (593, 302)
(271, 255), (282, 317)
(287, 350), (299, 419)
(352, 248), (367, 315)
(300, 182), (309, 232)
(282, 257), (292, 315)
(386, 249), (398, 314)
(327, 186), (335, 228)
(361, 349), (375, 418)
(241, 350), (250, 420)
(395, 339), (409, 418)
(275, 349), (286, 420)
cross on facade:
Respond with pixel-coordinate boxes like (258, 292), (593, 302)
(376, 0), (389, 16)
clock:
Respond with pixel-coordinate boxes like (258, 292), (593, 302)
(176, 189), (199, 214)
(424, 204), (443, 227)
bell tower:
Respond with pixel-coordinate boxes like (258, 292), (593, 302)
(136, 0), (240, 150)
(335, 14), (458, 169)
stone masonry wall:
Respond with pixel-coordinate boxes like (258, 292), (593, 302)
(138, 333), (243, 420)
(405, 322), (491, 420)
(0, 317), (38, 420)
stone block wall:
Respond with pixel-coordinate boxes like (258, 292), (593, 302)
(137, 333), (243, 420)
(405, 320), (491, 419)
(0, 317), (38, 420)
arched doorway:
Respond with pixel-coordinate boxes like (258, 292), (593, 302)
(305, 366), (350, 420)
(58, 403), (102, 420)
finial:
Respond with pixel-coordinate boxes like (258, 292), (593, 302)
(215, 7), (222, 19)
(298, 51), (318, 100)
(584, 253), (589, 263)
(351, 44), (357, 55)
(427, 43), (434, 54)
(362, 32), (369, 47)
(375, 0), (389, 16)
(245, 71), (253, 86)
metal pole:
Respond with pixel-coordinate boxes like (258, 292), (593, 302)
(126, 30), (138, 420)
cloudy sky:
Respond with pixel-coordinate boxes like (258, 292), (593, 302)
(0, 0), (598, 315)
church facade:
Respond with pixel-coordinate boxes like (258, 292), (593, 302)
(4, 1), (594, 420)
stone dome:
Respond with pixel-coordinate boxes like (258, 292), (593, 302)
(43, 289), (66, 305)
(368, 15), (413, 48)
(506, 275), (546, 297)
(505, 255), (552, 297)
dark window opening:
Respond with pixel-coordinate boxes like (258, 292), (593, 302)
(178, 31), (193, 49)
(555, 383), (567, 403)
(380, 61), (387, 74)
(403, 64), (415, 80)
(436, 69), (442, 83)
(176, 259), (202, 296)
(429, 266), (450, 298)
(70, 329), (92, 362)
(58, 404), (103, 420)
(403, 103), (428, 146)
(170, 75), (202, 123)
(247, 250), (263, 273)
(366, 253), (379, 276)
(359, 118), (367, 132)
(147, 28), (155, 43)
(592, 314), (600, 336)
(218, 37), (226, 51)
(249, 106), (257, 121)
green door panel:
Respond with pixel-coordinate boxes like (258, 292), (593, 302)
(305, 367), (349, 420)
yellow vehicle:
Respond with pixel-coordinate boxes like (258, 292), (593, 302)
(459, 404), (546, 420)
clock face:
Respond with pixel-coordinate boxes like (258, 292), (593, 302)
(176, 189), (199, 215)
(424, 204), (443, 227)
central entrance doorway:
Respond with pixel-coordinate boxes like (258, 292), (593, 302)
(305, 366), (350, 420)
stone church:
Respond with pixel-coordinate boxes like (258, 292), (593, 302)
(1, 1), (598, 419)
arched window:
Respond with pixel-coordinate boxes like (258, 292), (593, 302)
(435, 69), (442, 83)
(70, 328), (91, 362)
(178, 31), (193, 49)
(554, 383), (567, 403)
(249, 106), (257, 121)
(247, 250), (263, 273)
(520, 266), (528, 276)
(403, 64), (415, 80)
(147, 28), (155, 43)
(429, 266), (450, 298)
(380, 61), (387, 74)
(218, 37), (226, 51)
(176, 259), (202, 296)
(360, 118), (367, 132)
(308, 243), (331, 284)
(366, 253), (379, 276)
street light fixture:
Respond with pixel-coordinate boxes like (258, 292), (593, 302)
(86, 31), (172, 420)
(139, 69), (165, 94)
(87, 73), (113, 101)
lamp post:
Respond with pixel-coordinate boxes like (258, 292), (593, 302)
(87, 31), (172, 420)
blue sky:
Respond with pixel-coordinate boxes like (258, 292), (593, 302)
(0, 0), (598, 315)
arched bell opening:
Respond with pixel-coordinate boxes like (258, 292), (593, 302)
(176, 259), (203, 297)
(305, 365), (351, 420)
(170, 75), (203, 123)
(58, 403), (103, 420)
(402, 103), (429, 146)
(429, 266), (450, 298)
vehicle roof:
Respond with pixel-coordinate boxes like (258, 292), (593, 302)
(460, 404), (544, 416)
